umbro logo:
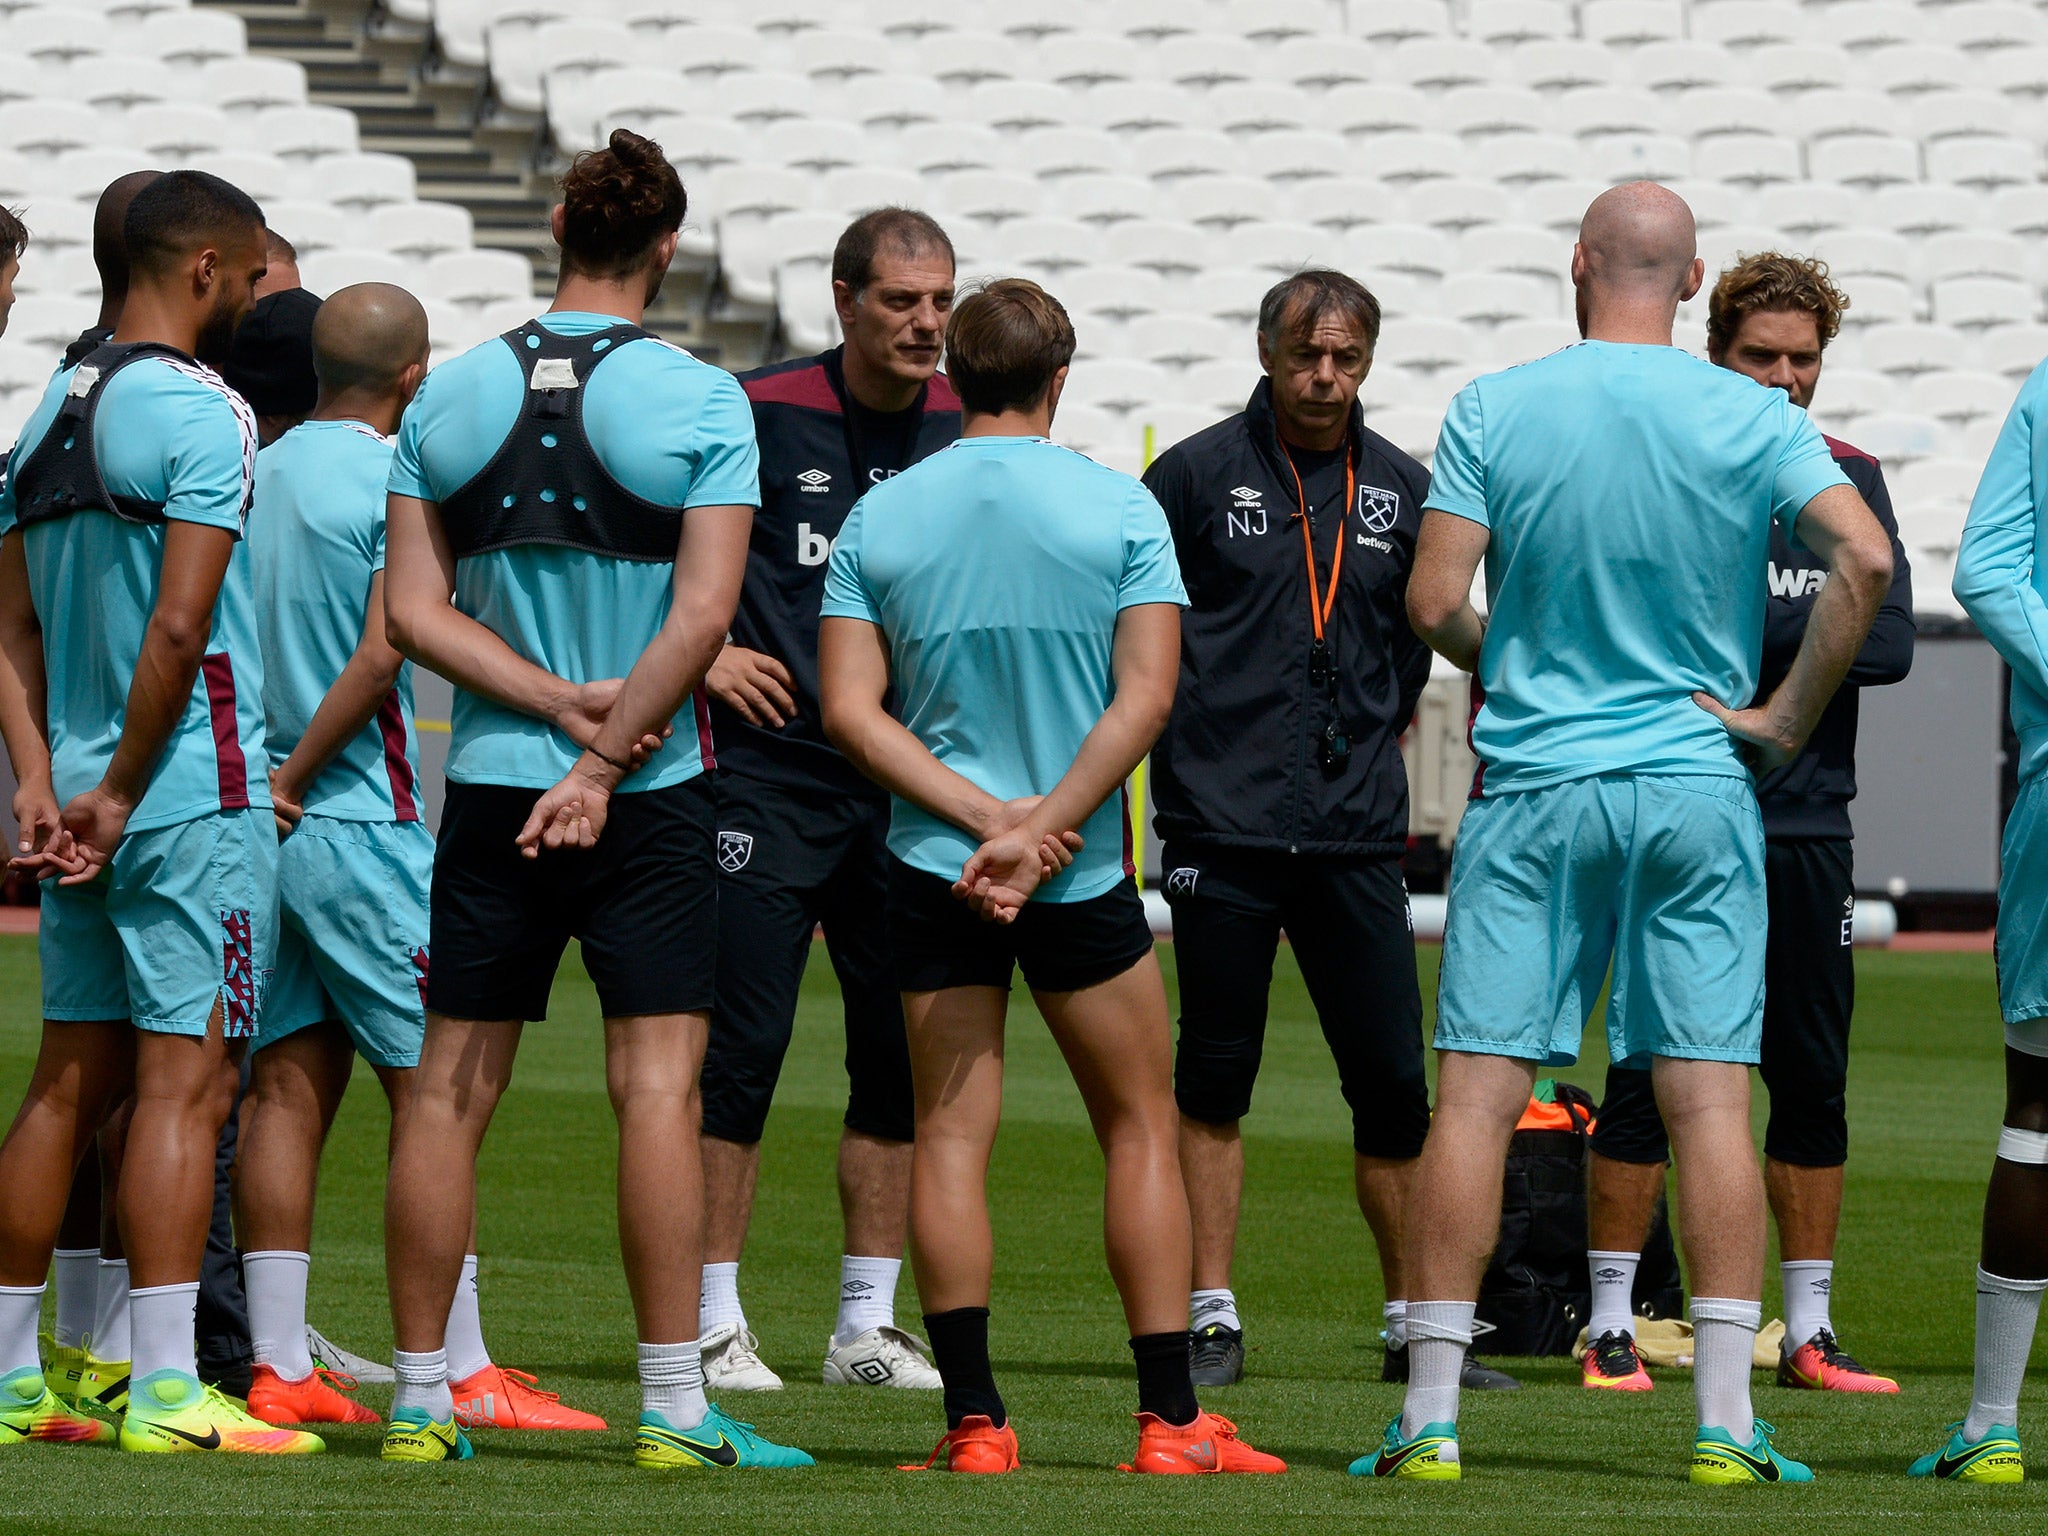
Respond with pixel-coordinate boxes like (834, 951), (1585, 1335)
(842, 1280), (874, 1296)
(1230, 485), (1263, 507)
(717, 831), (754, 872)
(1594, 1266), (1626, 1281)
(797, 468), (832, 493)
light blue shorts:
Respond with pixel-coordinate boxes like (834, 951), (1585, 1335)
(41, 810), (278, 1037)
(1436, 773), (1767, 1068)
(1996, 773), (2048, 1032)
(259, 816), (431, 1069)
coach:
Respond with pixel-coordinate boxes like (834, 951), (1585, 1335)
(696, 209), (960, 1393)
(1583, 253), (1915, 1397)
(1142, 270), (1509, 1391)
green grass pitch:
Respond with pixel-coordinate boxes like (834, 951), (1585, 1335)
(0, 935), (2040, 1533)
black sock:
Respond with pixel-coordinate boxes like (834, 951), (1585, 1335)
(923, 1307), (1006, 1429)
(1131, 1331), (1200, 1426)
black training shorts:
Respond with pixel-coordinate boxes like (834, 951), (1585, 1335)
(1162, 844), (1430, 1160)
(885, 857), (1156, 994)
(702, 772), (911, 1144)
(1592, 837), (1856, 1168)
(427, 777), (718, 1023)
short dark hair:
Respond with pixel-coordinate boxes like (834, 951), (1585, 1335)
(832, 208), (954, 296)
(1257, 268), (1382, 353)
(0, 205), (25, 262)
(558, 128), (685, 278)
(124, 169), (265, 279)
(1706, 251), (1849, 356)
(266, 227), (297, 267)
(944, 277), (1075, 416)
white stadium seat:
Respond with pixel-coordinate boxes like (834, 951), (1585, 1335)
(1829, 3), (1927, 55)
(1579, 1), (1685, 49)
(1629, 42), (1732, 94)
(188, 150), (289, 203)
(300, 249), (417, 298)
(137, 6), (245, 69)
(1125, 314), (1237, 369)
(1346, 0), (1452, 47)
(125, 103), (237, 159)
(256, 104), (361, 161)
(201, 55), (308, 114)
(319, 153), (417, 213)
(1933, 276), (2040, 330)
(1927, 136), (2042, 191)
(1467, 0), (1573, 47)
(420, 249), (538, 309)
(1512, 40), (1616, 94)
(80, 55), (175, 113)
(366, 201), (477, 261)
(1808, 136), (1921, 190)
(261, 199), (348, 256)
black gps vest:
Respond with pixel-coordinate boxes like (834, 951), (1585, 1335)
(438, 321), (682, 563)
(10, 341), (190, 530)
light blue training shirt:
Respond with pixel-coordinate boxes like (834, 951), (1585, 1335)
(386, 311), (760, 791)
(820, 435), (1188, 901)
(1956, 360), (2048, 783)
(0, 352), (269, 830)
(1425, 341), (1850, 795)
(250, 419), (422, 821)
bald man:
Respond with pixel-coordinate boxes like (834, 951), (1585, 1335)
(232, 284), (441, 1427)
(1362, 183), (1895, 1486)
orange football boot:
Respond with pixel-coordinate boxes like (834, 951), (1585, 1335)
(1582, 1330), (1654, 1391)
(450, 1364), (606, 1430)
(246, 1364), (379, 1426)
(1122, 1410), (1286, 1474)
(897, 1414), (1020, 1473)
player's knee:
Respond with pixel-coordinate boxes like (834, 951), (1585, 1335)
(1173, 1065), (1255, 1128)
(1763, 1092), (1847, 1167)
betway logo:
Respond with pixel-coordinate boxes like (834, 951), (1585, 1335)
(1769, 563), (1826, 598)
(798, 522), (836, 566)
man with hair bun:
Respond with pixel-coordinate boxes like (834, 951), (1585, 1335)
(379, 129), (809, 1470)
(1582, 253), (1914, 1399)
(0, 168), (320, 1455)
(820, 276), (1284, 1477)
(697, 207), (959, 1395)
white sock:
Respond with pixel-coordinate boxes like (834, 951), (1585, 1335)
(92, 1259), (129, 1360)
(243, 1250), (314, 1379)
(0, 1282), (43, 1375)
(1690, 1296), (1761, 1444)
(1190, 1287), (1241, 1332)
(1587, 1250), (1639, 1339)
(393, 1347), (454, 1421)
(833, 1254), (900, 1347)
(130, 1281), (199, 1384)
(700, 1261), (745, 1336)
(1401, 1299), (1474, 1438)
(639, 1339), (707, 1430)
(51, 1249), (98, 1349)
(1383, 1298), (1408, 1349)
(1780, 1259), (1834, 1349)
(1966, 1267), (2048, 1440)
(444, 1255), (492, 1382)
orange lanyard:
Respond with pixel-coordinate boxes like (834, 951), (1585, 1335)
(1285, 444), (1354, 643)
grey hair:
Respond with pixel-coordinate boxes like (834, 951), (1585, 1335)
(1257, 268), (1382, 351)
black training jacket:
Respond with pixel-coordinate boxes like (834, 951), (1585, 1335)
(1752, 436), (1915, 841)
(1143, 380), (1432, 857)
(716, 347), (961, 799)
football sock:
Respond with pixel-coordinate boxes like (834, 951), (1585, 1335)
(1587, 1250), (1639, 1339)
(129, 1281), (199, 1385)
(1383, 1298), (1408, 1350)
(1130, 1331), (1200, 1426)
(0, 1283), (43, 1375)
(924, 1306), (1005, 1430)
(1780, 1259), (1834, 1348)
(392, 1347), (454, 1422)
(638, 1339), (707, 1431)
(92, 1258), (129, 1360)
(1690, 1296), (1761, 1444)
(51, 1249), (97, 1349)
(1965, 1267), (2048, 1441)
(833, 1254), (900, 1348)
(700, 1261), (745, 1336)
(1401, 1300), (1473, 1438)
(243, 1250), (314, 1379)
(444, 1255), (491, 1381)
(1190, 1287), (1241, 1333)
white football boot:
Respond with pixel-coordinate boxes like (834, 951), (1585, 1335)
(821, 1325), (943, 1389)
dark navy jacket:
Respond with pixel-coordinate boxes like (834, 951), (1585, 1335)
(716, 346), (960, 798)
(1143, 380), (1432, 858)
(1752, 436), (1915, 841)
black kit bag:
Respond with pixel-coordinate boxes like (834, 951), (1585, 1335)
(1474, 1080), (1685, 1356)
